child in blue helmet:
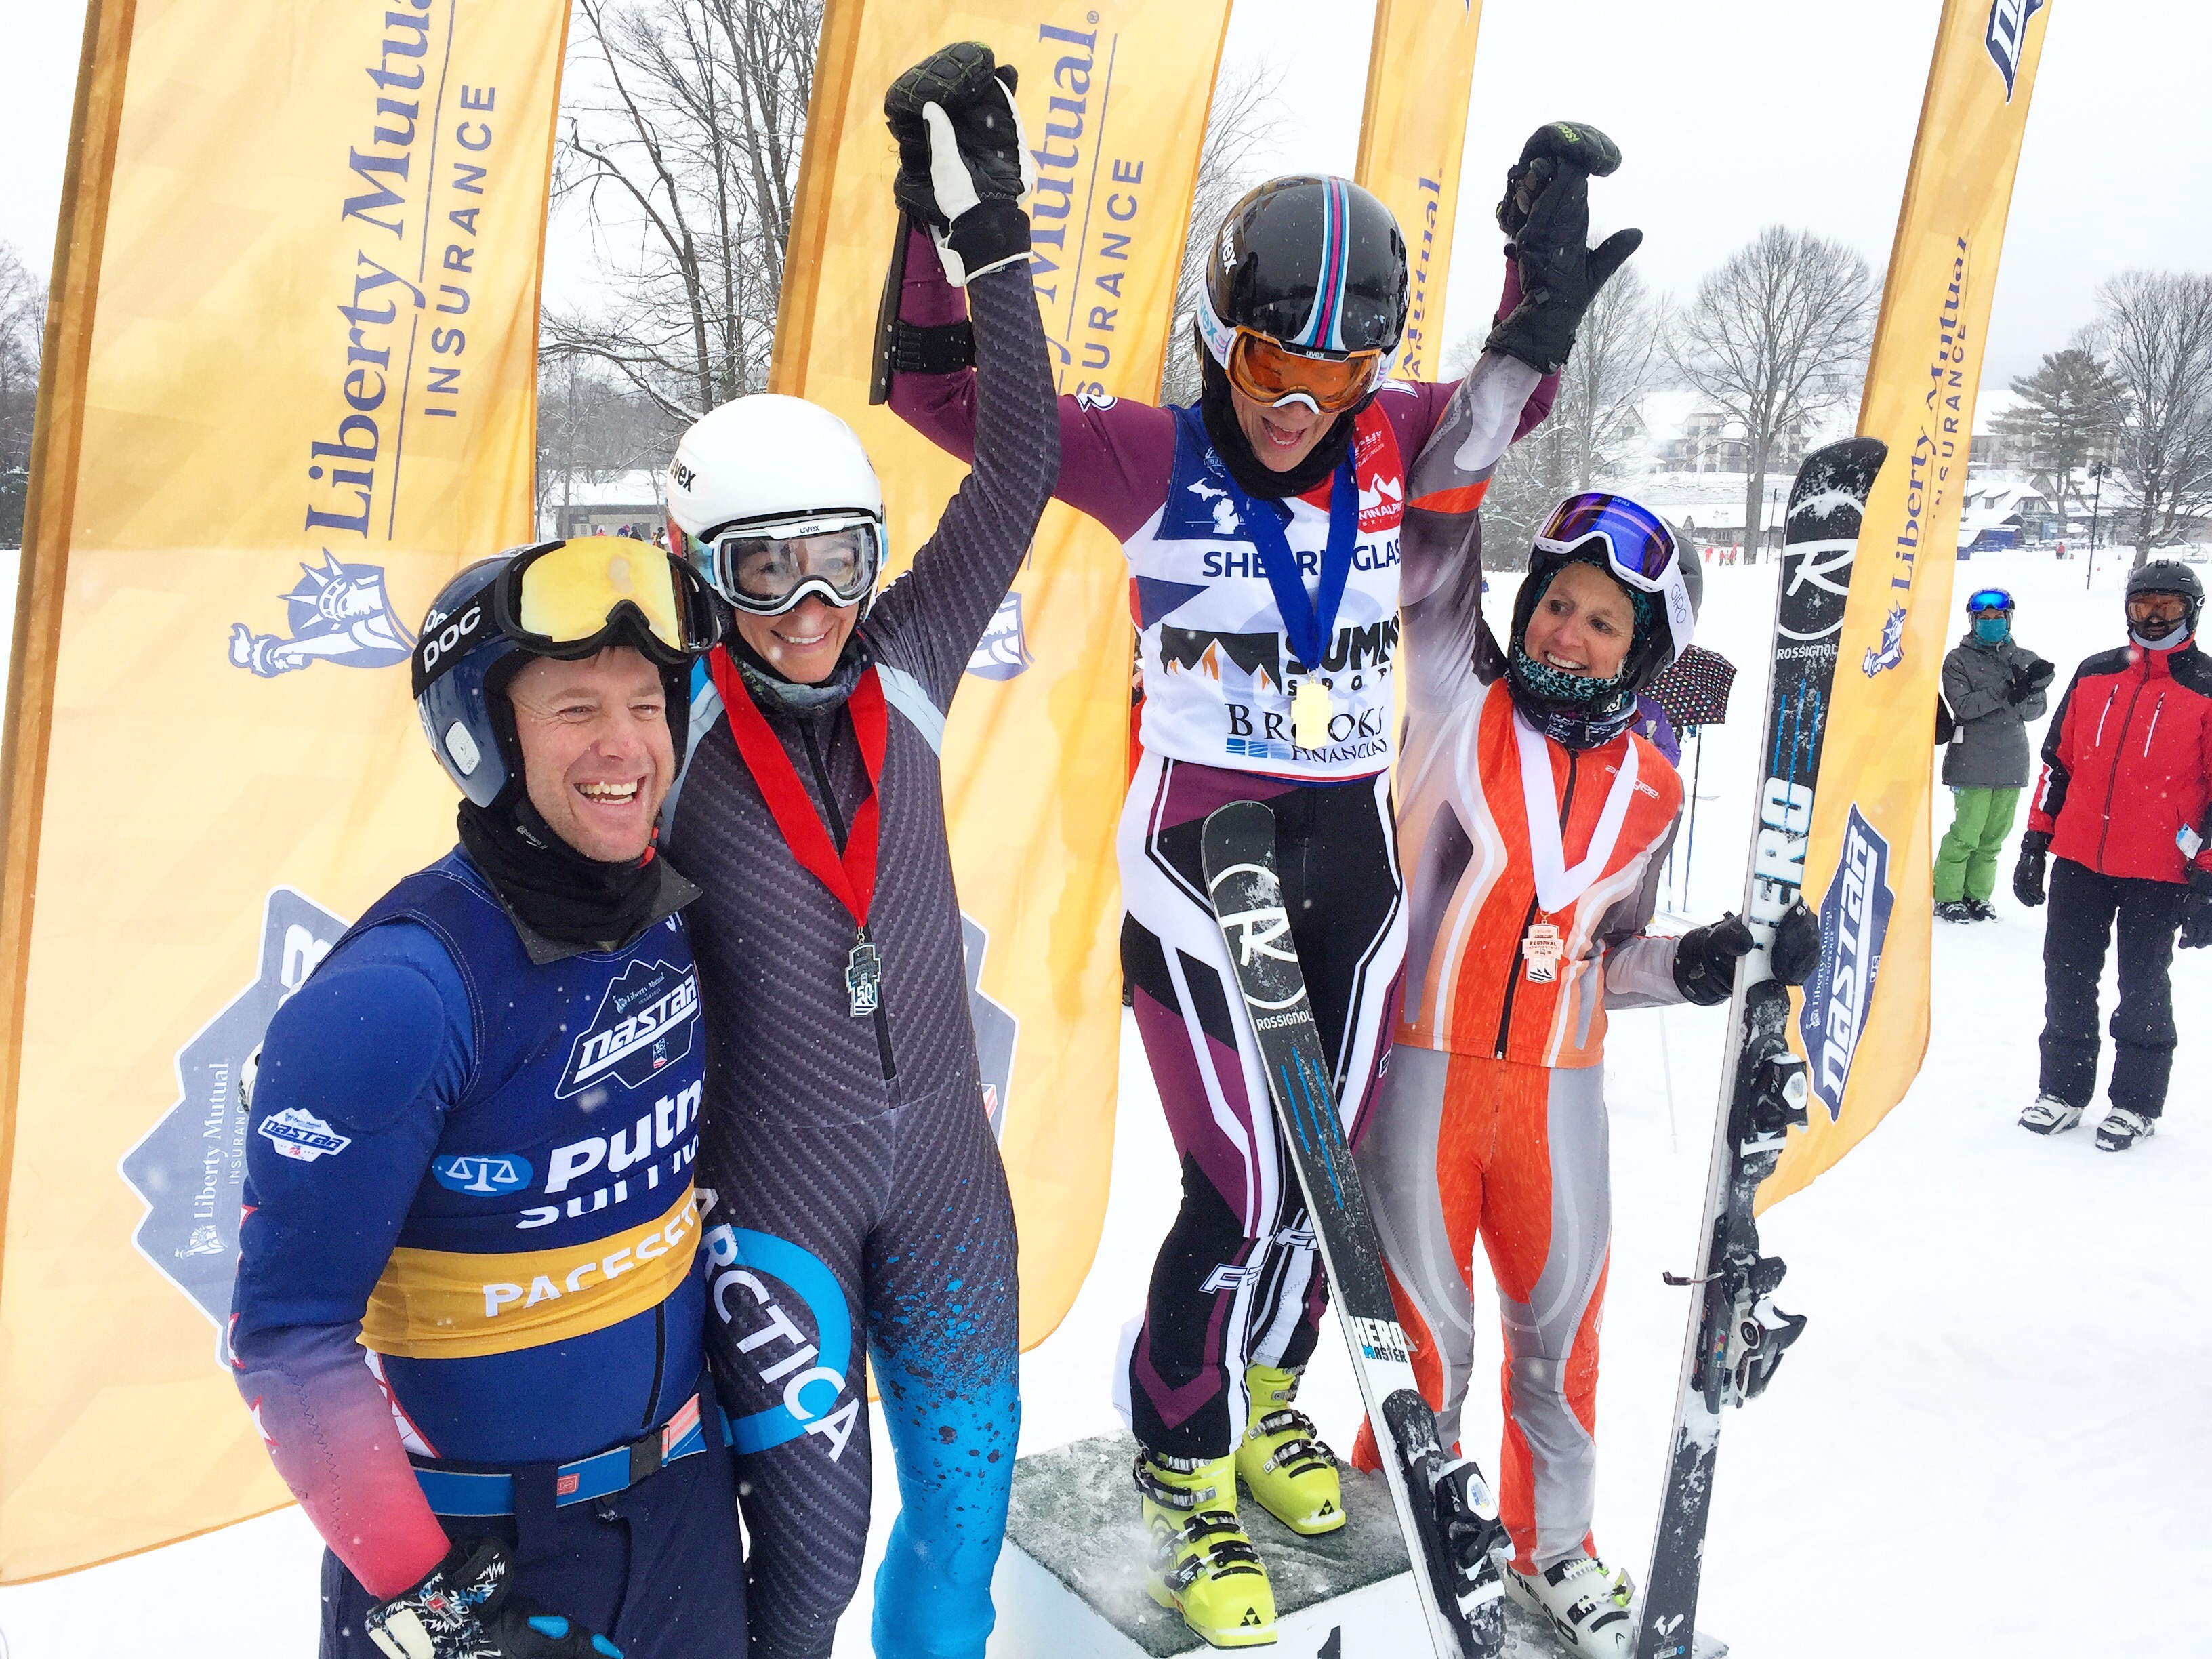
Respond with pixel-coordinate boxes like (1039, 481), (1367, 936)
(1934, 586), (2053, 921)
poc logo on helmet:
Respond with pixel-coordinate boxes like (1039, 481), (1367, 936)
(418, 605), (483, 674)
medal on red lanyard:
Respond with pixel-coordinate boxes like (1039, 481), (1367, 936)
(1219, 457), (1358, 752)
(709, 649), (890, 1018)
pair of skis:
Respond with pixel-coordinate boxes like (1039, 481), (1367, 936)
(1204, 434), (1888, 1659)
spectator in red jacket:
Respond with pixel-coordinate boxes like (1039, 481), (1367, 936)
(2013, 561), (2212, 1151)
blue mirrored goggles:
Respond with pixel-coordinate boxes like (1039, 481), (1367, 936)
(1532, 492), (1693, 663)
(1965, 587), (2014, 615)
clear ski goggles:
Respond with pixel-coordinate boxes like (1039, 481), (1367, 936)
(494, 537), (721, 666)
(1221, 327), (1382, 416)
(678, 512), (884, 617)
(1533, 493), (1694, 662)
(1965, 587), (2015, 615)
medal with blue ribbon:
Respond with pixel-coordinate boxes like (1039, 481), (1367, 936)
(1218, 459), (1359, 751)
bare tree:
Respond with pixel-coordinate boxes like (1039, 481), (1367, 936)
(1992, 343), (2121, 514)
(1156, 62), (1285, 409)
(546, 0), (821, 424)
(1448, 264), (1664, 562)
(2091, 270), (2212, 555)
(0, 241), (44, 547)
(535, 354), (686, 533)
(1666, 226), (1877, 557)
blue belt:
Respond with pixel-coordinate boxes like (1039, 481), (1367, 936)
(414, 1395), (730, 1517)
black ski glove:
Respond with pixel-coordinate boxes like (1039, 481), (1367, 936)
(1671, 913), (1752, 1006)
(1496, 121), (1623, 241)
(365, 1539), (621, 1659)
(2180, 869), (2212, 951)
(2013, 831), (2051, 909)
(1484, 127), (1642, 375)
(1671, 903), (1820, 1005)
(885, 43), (1033, 286)
(2007, 659), (2055, 705)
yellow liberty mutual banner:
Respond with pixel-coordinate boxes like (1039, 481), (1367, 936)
(0, 0), (567, 1577)
(1353, 0), (1486, 383)
(1761, 0), (2053, 1210)
(778, 2), (1231, 1343)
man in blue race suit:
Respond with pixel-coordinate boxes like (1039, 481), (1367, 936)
(229, 539), (742, 1659)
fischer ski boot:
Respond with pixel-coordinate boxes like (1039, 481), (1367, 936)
(2097, 1107), (2156, 1151)
(1504, 1554), (1635, 1656)
(1236, 1365), (1345, 1536)
(1136, 1449), (1276, 1647)
(2020, 1094), (2083, 1136)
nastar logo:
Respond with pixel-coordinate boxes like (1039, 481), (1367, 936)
(1862, 605), (1908, 676)
(228, 552), (416, 678)
(557, 959), (700, 1099)
(1985, 0), (2045, 102)
(259, 1107), (351, 1162)
(1798, 806), (1895, 1120)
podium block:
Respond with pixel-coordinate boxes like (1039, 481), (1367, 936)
(991, 1433), (1725, 1658)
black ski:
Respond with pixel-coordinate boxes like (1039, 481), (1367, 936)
(1201, 802), (1506, 1659)
(1632, 438), (1888, 1659)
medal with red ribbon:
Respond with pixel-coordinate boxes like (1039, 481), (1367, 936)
(708, 649), (889, 1017)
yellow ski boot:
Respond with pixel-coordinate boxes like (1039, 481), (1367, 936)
(1136, 1448), (1277, 1647)
(1235, 1364), (1345, 1536)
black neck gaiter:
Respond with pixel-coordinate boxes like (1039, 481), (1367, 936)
(725, 630), (869, 716)
(1196, 352), (1359, 501)
(457, 794), (664, 954)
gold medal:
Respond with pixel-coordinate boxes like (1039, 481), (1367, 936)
(1521, 922), (1564, 985)
(1292, 680), (1333, 750)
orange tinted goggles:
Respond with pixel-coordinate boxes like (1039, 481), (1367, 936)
(1223, 329), (1381, 416)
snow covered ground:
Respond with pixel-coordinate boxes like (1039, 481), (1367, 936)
(1, 544), (2206, 1658)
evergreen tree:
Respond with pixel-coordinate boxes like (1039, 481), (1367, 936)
(1992, 346), (2121, 515)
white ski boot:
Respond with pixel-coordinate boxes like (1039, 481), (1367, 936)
(2019, 1094), (2082, 1136)
(2096, 1107), (2155, 1151)
(1504, 1554), (1635, 1655)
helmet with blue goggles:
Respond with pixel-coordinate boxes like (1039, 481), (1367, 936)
(674, 510), (884, 618)
(1964, 587), (2015, 615)
(1532, 492), (1696, 668)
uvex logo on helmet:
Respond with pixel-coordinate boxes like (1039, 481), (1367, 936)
(670, 458), (697, 492)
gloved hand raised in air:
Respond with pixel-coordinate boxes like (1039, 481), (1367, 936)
(2180, 869), (2212, 951)
(365, 1539), (621, 1659)
(1486, 120), (1641, 375)
(884, 41), (1035, 286)
(2013, 830), (2050, 909)
(1671, 902), (1820, 1007)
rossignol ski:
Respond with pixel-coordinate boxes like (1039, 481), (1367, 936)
(1632, 438), (1888, 1659)
(1202, 801), (1507, 1659)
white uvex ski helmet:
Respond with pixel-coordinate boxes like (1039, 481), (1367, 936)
(665, 394), (890, 616)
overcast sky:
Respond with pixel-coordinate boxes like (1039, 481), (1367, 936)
(4, 0), (2204, 391)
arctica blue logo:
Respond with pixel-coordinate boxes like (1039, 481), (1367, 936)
(432, 1153), (534, 1195)
(704, 1225), (859, 1461)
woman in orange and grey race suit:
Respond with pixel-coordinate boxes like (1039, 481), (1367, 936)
(1351, 490), (1818, 1656)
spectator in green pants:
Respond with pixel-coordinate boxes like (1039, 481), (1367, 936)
(1936, 586), (2053, 921)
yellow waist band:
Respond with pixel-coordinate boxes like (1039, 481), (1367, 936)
(362, 1186), (701, 1360)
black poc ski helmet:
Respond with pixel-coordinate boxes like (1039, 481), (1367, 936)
(1193, 176), (1410, 497)
(2125, 559), (2203, 644)
(1505, 494), (1703, 749)
(412, 546), (708, 808)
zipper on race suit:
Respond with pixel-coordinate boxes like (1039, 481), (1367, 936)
(644, 1298), (668, 1429)
(800, 718), (898, 1082)
(1494, 749), (1580, 1059)
(2096, 672), (2149, 874)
